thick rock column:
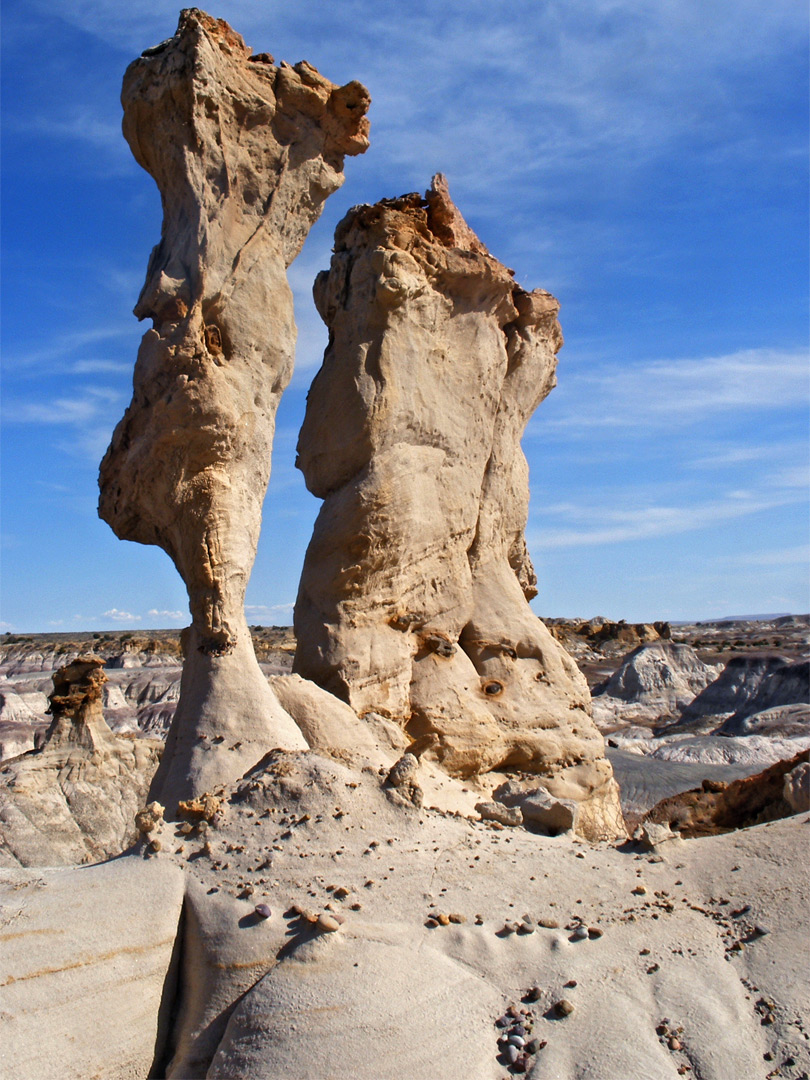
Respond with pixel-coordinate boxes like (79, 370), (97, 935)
(98, 9), (370, 809)
(294, 176), (623, 839)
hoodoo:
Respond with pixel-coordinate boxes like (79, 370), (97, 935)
(98, 9), (370, 809)
(294, 176), (624, 840)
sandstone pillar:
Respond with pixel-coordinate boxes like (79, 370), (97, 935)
(294, 176), (623, 839)
(99, 9), (370, 809)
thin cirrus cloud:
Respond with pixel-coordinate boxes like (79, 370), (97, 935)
(147, 609), (185, 620)
(532, 484), (806, 550)
(4, 387), (122, 427)
(531, 347), (809, 437)
(724, 545), (810, 569)
(26, 1), (806, 184)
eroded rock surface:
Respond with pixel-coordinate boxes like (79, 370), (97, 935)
(643, 748), (810, 836)
(0, 656), (162, 866)
(294, 176), (623, 840)
(592, 641), (720, 729)
(0, 858), (184, 1080)
(98, 9), (370, 809)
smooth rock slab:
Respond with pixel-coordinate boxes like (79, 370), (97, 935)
(0, 856), (185, 1080)
(207, 927), (502, 1079)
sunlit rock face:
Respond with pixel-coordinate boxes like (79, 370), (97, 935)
(294, 175), (624, 840)
(98, 9), (370, 810)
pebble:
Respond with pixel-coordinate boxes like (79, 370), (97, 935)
(509, 1035), (525, 1048)
(506, 1044), (519, 1064)
(538, 918), (560, 929)
(317, 913), (341, 933)
(519, 917), (536, 934)
(496, 1015), (510, 1028)
(437, 913), (450, 926)
(632, 885), (647, 895)
(512, 1025), (526, 1038)
(554, 999), (575, 1017)
(254, 903), (272, 919)
(526, 986), (542, 1002)
(588, 926), (604, 939)
(571, 925), (589, 940)
(448, 913), (466, 924)
(526, 1038), (545, 1054)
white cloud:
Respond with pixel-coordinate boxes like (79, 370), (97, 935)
(102, 608), (141, 622)
(70, 359), (133, 375)
(7, 324), (136, 369)
(147, 609), (185, 620)
(724, 545), (810, 569)
(532, 347), (809, 438)
(532, 488), (804, 548)
(6, 387), (121, 426)
(245, 603), (295, 618)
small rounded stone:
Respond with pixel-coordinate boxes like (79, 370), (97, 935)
(317, 913), (341, 933)
(254, 903), (272, 919)
(554, 998), (575, 1017)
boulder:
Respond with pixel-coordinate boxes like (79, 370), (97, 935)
(518, 787), (578, 834)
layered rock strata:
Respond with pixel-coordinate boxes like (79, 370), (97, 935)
(97, 9), (370, 809)
(294, 176), (623, 840)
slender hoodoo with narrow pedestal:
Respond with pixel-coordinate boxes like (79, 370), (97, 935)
(98, 9), (370, 809)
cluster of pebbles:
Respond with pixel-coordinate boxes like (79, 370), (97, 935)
(495, 1002), (547, 1074)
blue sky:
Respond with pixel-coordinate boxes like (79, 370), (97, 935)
(1, 0), (808, 632)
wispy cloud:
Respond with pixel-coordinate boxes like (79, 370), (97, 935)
(723, 545), (810, 569)
(531, 347), (809, 438)
(245, 603), (295, 618)
(532, 487), (805, 549)
(147, 608), (185, 620)
(4, 387), (122, 426)
(102, 608), (141, 622)
(6, 324), (137, 370)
